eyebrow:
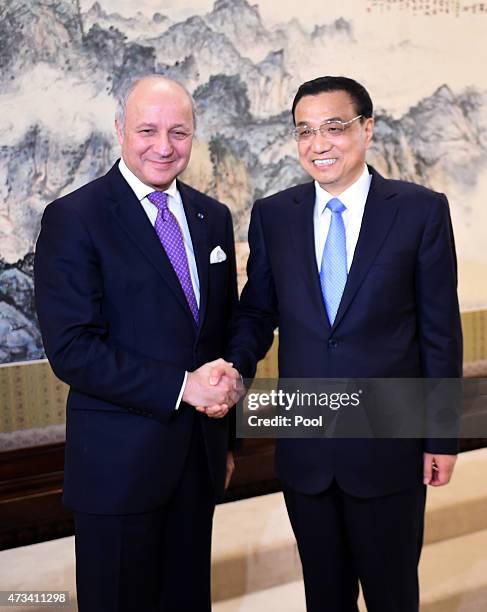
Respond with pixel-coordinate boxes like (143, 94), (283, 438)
(135, 122), (157, 129)
(134, 122), (191, 130)
(296, 117), (345, 126)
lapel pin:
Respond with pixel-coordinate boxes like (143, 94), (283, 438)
(197, 212), (205, 220)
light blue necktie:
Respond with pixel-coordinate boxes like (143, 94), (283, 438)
(320, 198), (347, 325)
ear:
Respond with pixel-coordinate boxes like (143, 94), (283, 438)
(115, 119), (124, 146)
(364, 117), (374, 149)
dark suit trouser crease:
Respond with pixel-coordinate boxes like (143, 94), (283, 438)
(74, 422), (215, 612)
(283, 481), (426, 612)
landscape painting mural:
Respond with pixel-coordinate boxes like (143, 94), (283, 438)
(1, 0), (486, 364)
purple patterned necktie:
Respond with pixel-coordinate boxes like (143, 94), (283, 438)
(147, 191), (199, 324)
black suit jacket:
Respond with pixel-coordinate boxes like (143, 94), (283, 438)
(34, 162), (238, 513)
(228, 166), (462, 497)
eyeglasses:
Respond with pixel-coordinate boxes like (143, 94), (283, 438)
(292, 115), (363, 142)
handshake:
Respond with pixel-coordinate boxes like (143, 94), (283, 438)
(182, 358), (244, 418)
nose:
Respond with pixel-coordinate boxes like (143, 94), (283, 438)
(153, 132), (174, 157)
(311, 131), (333, 153)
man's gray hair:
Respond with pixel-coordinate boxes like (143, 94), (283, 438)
(115, 74), (197, 131)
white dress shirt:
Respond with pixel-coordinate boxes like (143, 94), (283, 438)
(118, 158), (200, 408)
(313, 164), (372, 273)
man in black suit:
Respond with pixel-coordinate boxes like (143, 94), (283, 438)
(35, 75), (240, 612)
(226, 76), (462, 611)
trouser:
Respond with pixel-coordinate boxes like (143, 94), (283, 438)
(284, 480), (426, 612)
(74, 423), (215, 612)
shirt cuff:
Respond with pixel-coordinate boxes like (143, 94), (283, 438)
(174, 371), (188, 410)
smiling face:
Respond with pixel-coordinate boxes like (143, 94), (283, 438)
(115, 78), (194, 190)
(294, 90), (374, 195)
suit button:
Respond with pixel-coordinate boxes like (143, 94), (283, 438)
(328, 338), (338, 348)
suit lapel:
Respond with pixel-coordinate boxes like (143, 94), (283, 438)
(331, 167), (399, 330)
(106, 164), (196, 325)
(178, 181), (209, 333)
(287, 182), (331, 331)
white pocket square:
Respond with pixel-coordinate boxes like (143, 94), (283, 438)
(210, 246), (227, 264)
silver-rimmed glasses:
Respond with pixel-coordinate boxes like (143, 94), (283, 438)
(292, 115), (363, 142)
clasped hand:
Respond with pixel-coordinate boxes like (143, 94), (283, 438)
(182, 358), (244, 418)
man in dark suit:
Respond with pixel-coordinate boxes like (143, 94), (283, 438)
(226, 77), (462, 611)
(34, 75), (240, 612)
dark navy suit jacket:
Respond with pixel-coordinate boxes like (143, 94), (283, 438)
(228, 166), (462, 498)
(35, 162), (238, 514)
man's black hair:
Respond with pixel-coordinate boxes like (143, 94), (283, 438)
(291, 76), (373, 124)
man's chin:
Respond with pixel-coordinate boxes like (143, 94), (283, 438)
(303, 163), (337, 185)
(310, 172), (339, 190)
(145, 171), (177, 191)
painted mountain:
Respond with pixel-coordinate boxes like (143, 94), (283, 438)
(0, 0), (486, 363)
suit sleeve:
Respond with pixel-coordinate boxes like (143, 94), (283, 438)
(223, 205), (240, 451)
(223, 205), (239, 347)
(415, 193), (463, 454)
(226, 199), (279, 378)
(34, 201), (185, 423)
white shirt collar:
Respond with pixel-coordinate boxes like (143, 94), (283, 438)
(314, 164), (371, 215)
(118, 157), (178, 201)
